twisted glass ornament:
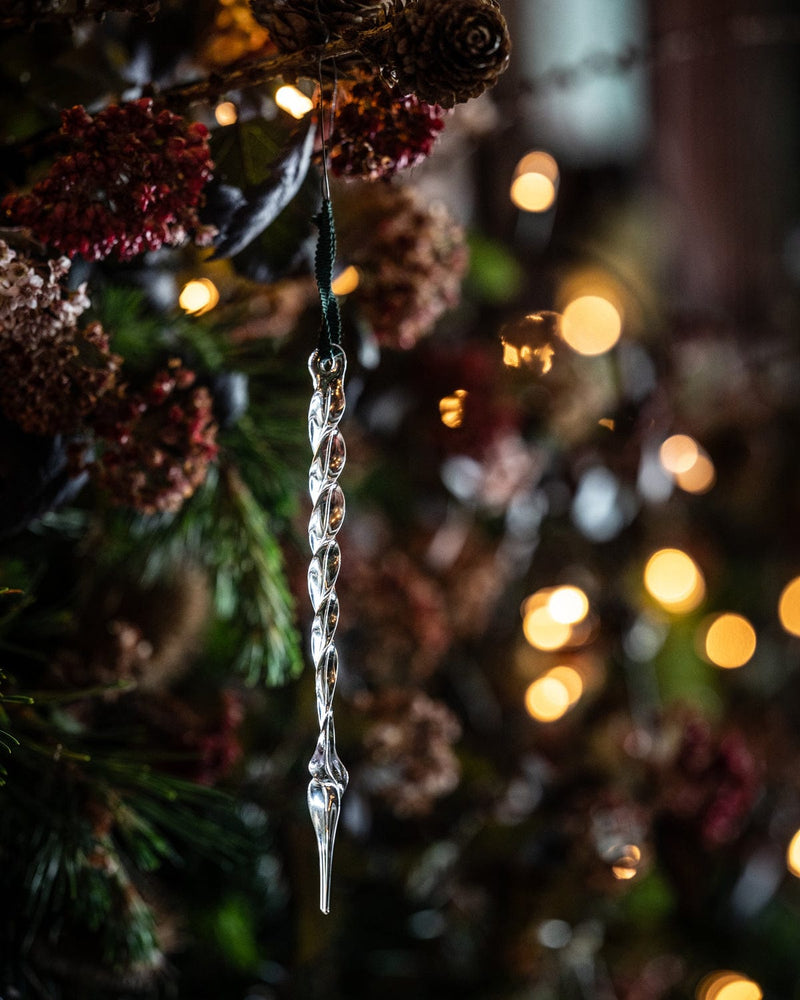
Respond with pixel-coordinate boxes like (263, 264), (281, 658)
(307, 343), (348, 914)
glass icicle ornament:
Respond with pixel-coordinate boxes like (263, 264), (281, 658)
(307, 343), (348, 913)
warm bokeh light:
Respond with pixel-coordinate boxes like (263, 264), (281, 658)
(439, 389), (468, 429)
(214, 101), (238, 126)
(510, 172), (556, 213)
(331, 265), (360, 297)
(675, 452), (716, 494)
(524, 675), (570, 722)
(179, 278), (220, 315)
(275, 84), (314, 119)
(560, 295), (622, 356)
(786, 828), (800, 877)
(696, 971), (763, 1000)
(522, 605), (572, 651)
(547, 585), (589, 625)
(546, 665), (583, 706)
(611, 843), (641, 880)
(659, 434), (699, 474)
(702, 613), (757, 669)
(514, 150), (559, 182)
(643, 548), (706, 613)
(778, 576), (800, 636)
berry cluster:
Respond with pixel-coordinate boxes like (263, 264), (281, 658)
(327, 76), (446, 181)
(90, 361), (219, 514)
(2, 100), (215, 262)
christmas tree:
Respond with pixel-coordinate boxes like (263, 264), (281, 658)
(1, 0), (799, 998)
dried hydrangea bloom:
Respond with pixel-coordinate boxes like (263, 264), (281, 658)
(2, 99), (214, 262)
(0, 240), (120, 435)
(89, 360), (219, 514)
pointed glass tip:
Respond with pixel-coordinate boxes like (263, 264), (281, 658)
(308, 775), (343, 914)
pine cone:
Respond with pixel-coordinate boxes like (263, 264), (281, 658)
(249, 0), (397, 53)
(381, 0), (511, 108)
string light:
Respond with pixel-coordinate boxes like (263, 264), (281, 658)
(275, 84), (314, 119)
(610, 843), (641, 880)
(778, 576), (800, 636)
(659, 434), (699, 474)
(643, 548), (705, 613)
(214, 101), (238, 126)
(510, 151), (559, 213)
(179, 278), (219, 315)
(524, 675), (570, 722)
(696, 971), (762, 1000)
(545, 665), (583, 706)
(331, 265), (360, 297)
(522, 604), (572, 650)
(786, 828), (800, 877)
(439, 389), (468, 429)
(547, 585), (589, 625)
(701, 613), (757, 669)
(675, 452), (716, 494)
(560, 294), (622, 356)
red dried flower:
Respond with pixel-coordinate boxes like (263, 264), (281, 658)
(2, 99), (215, 262)
(326, 76), (447, 181)
(89, 360), (219, 514)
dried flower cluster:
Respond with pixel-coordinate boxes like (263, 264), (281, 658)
(326, 75), (446, 180)
(2, 100), (214, 262)
(357, 688), (461, 817)
(337, 182), (468, 349)
(90, 361), (219, 514)
(0, 240), (120, 435)
(656, 714), (759, 847)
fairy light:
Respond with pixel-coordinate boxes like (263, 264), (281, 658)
(545, 665), (583, 706)
(214, 101), (238, 126)
(331, 265), (360, 297)
(560, 295), (622, 356)
(547, 586), (589, 626)
(524, 675), (570, 722)
(275, 84), (314, 119)
(659, 434), (699, 474)
(778, 576), (800, 636)
(510, 151), (559, 213)
(643, 548), (706, 613)
(786, 828), (800, 877)
(179, 278), (219, 315)
(610, 843), (641, 880)
(522, 604), (572, 651)
(675, 452), (716, 494)
(439, 389), (468, 429)
(702, 613), (756, 669)
(696, 971), (763, 1000)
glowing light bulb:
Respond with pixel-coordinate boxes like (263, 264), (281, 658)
(547, 586), (589, 626)
(659, 434), (699, 474)
(561, 295), (622, 356)
(610, 843), (641, 880)
(702, 613), (756, 669)
(545, 665), (583, 706)
(275, 85), (314, 119)
(524, 675), (570, 722)
(439, 389), (468, 429)
(786, 828), (800, 877)
(522, 604), (572, 651)
(510, 173), (556, 213)
(643, 549), (705, 613)
(778, 577), (800, 636)
(696, 972), (763, 1000)
(515, 151), (559, 182)
(675, 452), (716, 494)
(331, 265), (360, 297)
(214, 101), (238, 126)
(179, 278), (219, 315)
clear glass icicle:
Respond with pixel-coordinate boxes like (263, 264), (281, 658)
(307, 344), (348, 914)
